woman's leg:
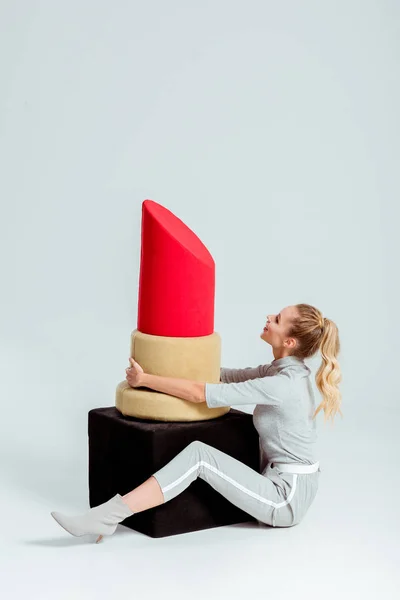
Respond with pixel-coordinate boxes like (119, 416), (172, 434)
(51, 440), (300, 541)
(121, 475), (164, 512)
(123, 440), (296, 527)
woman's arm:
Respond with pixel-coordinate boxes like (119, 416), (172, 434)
(206, 372), (293, 408)
(220, 363), (271, 383)
(141, 373), (206, 404)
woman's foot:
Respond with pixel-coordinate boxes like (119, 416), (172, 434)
(51, 494), (134, 542)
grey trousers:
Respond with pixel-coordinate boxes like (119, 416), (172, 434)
(152, 440), (320, 528)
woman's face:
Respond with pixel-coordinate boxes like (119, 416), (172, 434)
(260, 305), (298, 350)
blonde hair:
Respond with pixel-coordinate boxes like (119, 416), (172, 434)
(287, 303), (343, 425)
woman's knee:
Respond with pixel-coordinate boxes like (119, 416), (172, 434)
(187, 440), (205, 452)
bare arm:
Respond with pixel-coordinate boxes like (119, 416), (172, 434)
(141, 373), (206, 404)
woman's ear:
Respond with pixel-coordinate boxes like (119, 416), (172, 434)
(285, 338), (297, 349)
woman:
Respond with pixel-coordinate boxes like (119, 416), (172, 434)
(51, 303), (342, 543)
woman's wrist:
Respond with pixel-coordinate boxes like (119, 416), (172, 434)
(139, 372), (149, 388)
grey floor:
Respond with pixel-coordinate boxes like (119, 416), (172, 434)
(1, 403), (398, 600)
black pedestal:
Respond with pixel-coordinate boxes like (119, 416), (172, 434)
(88, 407), (260, 538)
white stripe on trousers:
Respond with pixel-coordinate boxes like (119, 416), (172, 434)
(160, 459), (299, 509)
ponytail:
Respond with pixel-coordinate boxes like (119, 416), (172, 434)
(289, 304), (343, 425)
(313, 318), (343, 424)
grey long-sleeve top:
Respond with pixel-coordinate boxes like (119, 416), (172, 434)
(205, 355), (319, 472)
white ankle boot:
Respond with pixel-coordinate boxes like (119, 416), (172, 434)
(51, 493), (135, 543)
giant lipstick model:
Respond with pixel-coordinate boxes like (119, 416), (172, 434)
(115, 200), (229, 421)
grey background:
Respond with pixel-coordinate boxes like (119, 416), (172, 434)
(1, 1), (399, 598)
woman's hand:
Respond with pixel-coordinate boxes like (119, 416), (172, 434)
(125, 357), (145, 388)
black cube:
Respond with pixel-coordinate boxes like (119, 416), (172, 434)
(88, 407), (260, 538)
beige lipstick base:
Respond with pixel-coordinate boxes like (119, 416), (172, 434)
(115, 329), (229, 422)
